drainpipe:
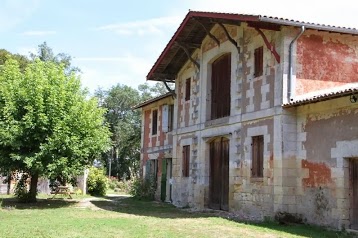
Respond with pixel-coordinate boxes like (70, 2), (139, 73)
(288, 26), (305, 102)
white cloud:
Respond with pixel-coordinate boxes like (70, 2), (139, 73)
(21, 30), (56, 36)
(0, 0), (40, 32)
(16, 47), (37, 56)
(96, 16), (182, 36)
(74, 55), (153, 93)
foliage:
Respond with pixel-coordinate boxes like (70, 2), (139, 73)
(0, 49), (30, 72)
(0, 59), (111, 201)
(108, 178), (130, 193)
(95, 84), (142, 180)
(29, 42), (81, 75)
(95, 82), (173, 181)
(137, 82), (174, 100)
(128, 176), (156, 200)
(87, 167), (109, 196)
(13, 174), (32, 202)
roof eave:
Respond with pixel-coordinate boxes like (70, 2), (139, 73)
(132, 92), (174, 110)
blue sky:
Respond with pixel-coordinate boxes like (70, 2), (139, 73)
(1, 0), (357, 93)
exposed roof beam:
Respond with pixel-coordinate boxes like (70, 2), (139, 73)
(217, 22), (240, 53)
(175, 41), (200, 70)
(254, 27), (280, 63)
(151, 73), (176, 81)
(175, 41), (201, 49)
(193, 18), (220, 47)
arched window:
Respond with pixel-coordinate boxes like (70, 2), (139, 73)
(211, 53), (231, 120)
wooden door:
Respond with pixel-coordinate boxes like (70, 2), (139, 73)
(166, 158), (172, 202)
(161, 159), (167, 201)
(209, 137), (229, 211)
(351, 160), (358, 229)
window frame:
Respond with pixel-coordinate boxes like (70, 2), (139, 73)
(254, 46), (264, 77)
(210, 53), (231, 120)
(152, 109), (158, 135)
(251, 135), (264, 178)
(182, 145), (190, 177)
(185, 78), (191, 101)
(168, 104), (174, 132)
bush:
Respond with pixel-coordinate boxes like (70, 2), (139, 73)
(14, 174), (32, 202)
(87, 167), (108, 196)
(128, 176), (156, 200)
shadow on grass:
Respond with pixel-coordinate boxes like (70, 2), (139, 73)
(91, 196), (354, 238)
(0, 197), (77, 209)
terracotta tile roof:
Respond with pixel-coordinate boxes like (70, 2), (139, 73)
(282, 84), (358, 107)
(259, 15), (357, 34)
(132, 92), (174, 109)
(147, 11), (357, 82)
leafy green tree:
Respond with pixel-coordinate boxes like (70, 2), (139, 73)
(0, 59), (111, 202)
(95, 84), (141, 180)
(29, 42), (80, 75)
(0, 49), (30, 71)
(95, 82), (174, 180)
(138, 82), (174, 100)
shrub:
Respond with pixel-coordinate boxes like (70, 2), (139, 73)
(128, 176), (156, 200)
(87, 167), (108, 196)
(14, 174), (32, 202)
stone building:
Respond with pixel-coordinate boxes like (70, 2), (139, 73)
(134, 11), (358, 229)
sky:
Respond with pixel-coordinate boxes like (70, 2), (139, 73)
(1, 0), (357, 93)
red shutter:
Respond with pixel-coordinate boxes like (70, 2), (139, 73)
(211, 53), (231, 120)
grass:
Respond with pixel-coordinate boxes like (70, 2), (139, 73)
(0, 194), (354, 238)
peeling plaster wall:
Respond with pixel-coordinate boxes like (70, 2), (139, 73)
(296, 30), (358, 96)
(170, 23), (283, 218)
(296, 97), (358, 229)
(139, 21), (357, 229)
(140, 96), (174, 198)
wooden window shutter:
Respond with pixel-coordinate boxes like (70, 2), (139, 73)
(211, 53), (231, 120)
(252, 135), (264, 178)
(162, 105), (169, 133)
(152, 109), (158, 135)
(168, 104), (174, 132)
(254, 46), (263, 77)
(182, 145), (190, 177)
(185, 78), (191, 101)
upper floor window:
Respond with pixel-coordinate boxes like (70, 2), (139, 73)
(162, 104), (174, 133)
(254, 46), (263, 77)
(251, 135), (264, 178)
(152, 109), (158, 135)
(185, 78), (191, 101)
(168, 104), (174, 132)
(211, 53), (231, 120)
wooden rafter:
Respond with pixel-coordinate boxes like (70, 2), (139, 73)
(193, 18), (220, 47)
(254, 27), (280, 63)
(161, 79), (176, 96)
(175, 41), (200, 70)
(217, 22), (240, 53)
(151, 73), (176, 81)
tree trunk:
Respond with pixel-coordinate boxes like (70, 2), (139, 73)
(6, 171), (11, 195)
(28, 173), (39, 202)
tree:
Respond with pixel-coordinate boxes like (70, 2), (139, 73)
(0, 59), (111, 202)
(138, 82), (174, 101)
(95, 84), (141, 180)
(0, 49), (30, 71)
(29, 42), (80, 75)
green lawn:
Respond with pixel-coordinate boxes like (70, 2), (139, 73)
(0, 195), (354, 238)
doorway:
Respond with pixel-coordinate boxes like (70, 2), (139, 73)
(209, 137), (229, 210)
(351, 159), (358, 229)
(161, 158), (172, 202)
